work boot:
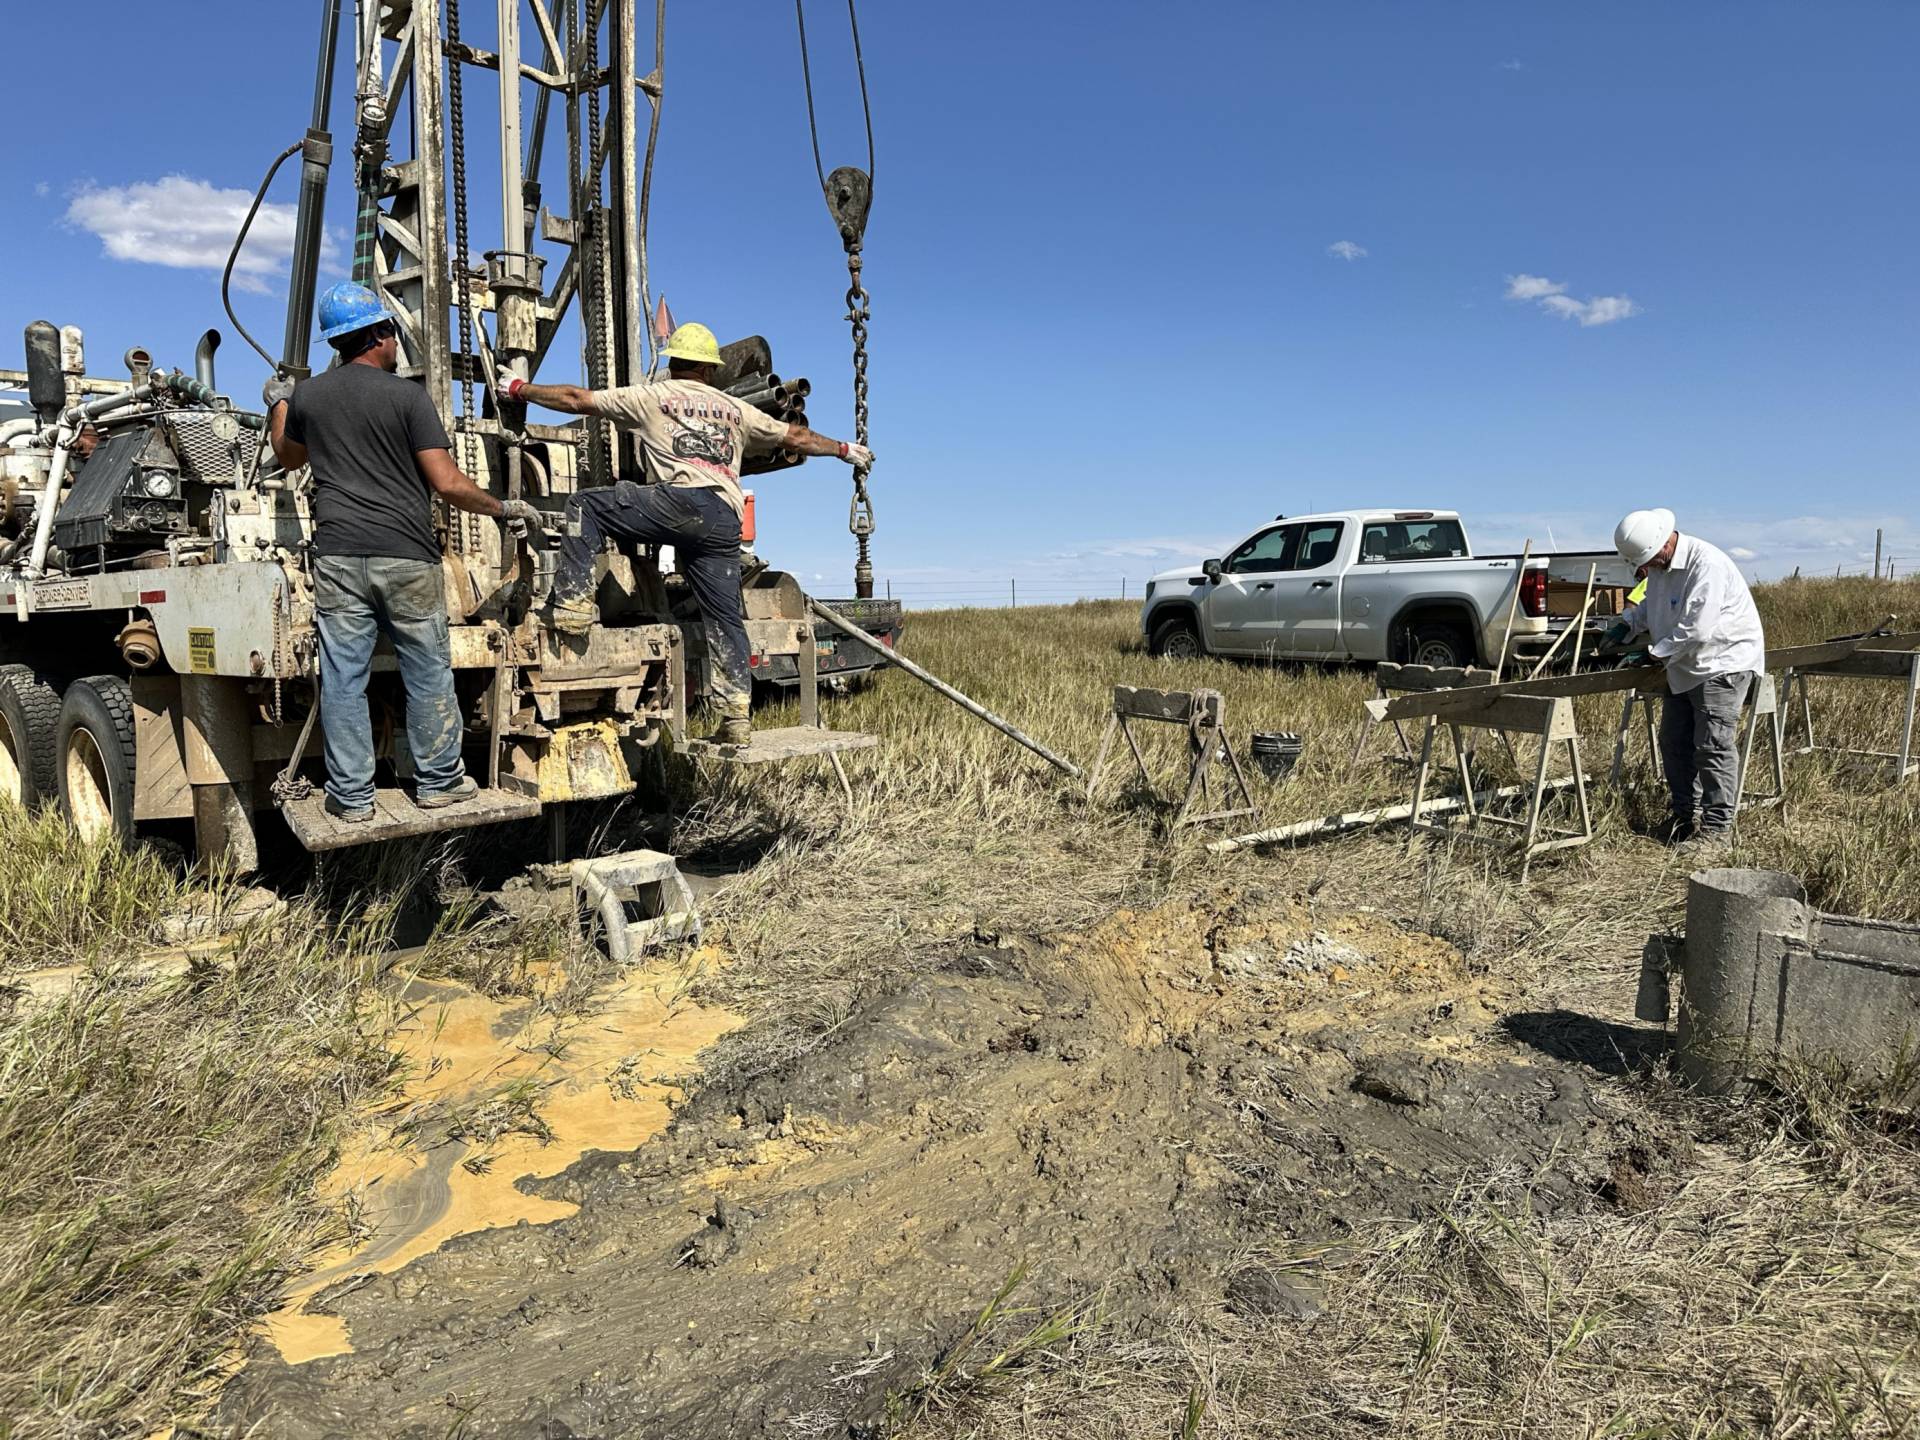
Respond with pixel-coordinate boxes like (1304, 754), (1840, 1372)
(324, 794), (374, 824)
(546, 593), (598, 637)
(1676, 826), (1733, 860)
(1659, 814), (1697, 846)
(707, 697), (752, 747)
(417, 775), (480, 810)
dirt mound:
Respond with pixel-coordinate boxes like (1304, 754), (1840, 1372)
(218, 888), (1658, 1438)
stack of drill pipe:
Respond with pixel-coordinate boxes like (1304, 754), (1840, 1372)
(724, 372), (811, 476)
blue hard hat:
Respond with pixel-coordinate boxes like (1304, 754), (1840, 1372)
(317, 281), (393, 342)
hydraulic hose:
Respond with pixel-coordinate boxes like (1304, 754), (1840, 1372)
(222, 140), (306, 371)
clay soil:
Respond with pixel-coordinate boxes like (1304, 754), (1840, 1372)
(218, 886), (1671, 1439)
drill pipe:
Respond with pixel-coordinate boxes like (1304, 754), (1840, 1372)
(805, 600), (1084, 780)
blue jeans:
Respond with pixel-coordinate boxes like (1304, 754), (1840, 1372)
(554, 482), (750, 705)
(313, 554), (467, 810)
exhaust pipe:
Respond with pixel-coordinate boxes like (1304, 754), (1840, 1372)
(194, 330), (221, 393)
(23, 322), (63, 423)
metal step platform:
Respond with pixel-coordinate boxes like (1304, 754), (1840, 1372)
(279, 784), (542, 851)
(678, 726), (878, 765)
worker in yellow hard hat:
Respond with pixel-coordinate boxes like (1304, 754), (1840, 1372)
(506, 322), (873, 745)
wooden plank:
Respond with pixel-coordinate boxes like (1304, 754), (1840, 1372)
(1794, 651), (1920, 680)
(280, 786), (541, 852)
(1369, 633), (1920, 724)
(1111, 685), (1206, 723)
(680, 726), (879, 766)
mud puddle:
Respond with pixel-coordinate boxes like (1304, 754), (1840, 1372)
(219, 887), (1666, 1439)
(258, 947), (739, 1368)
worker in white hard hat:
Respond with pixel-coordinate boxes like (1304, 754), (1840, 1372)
(507, 322), (873, 745)
(1612, 508), (1766, 849)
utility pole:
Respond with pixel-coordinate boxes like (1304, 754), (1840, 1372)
(1875, 528), (1884, 580)
(1010, 578), (1017, 608)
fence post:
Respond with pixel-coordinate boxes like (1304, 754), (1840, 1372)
(1876, 528), (1884, 579)
(1010, 578), (1017, 608)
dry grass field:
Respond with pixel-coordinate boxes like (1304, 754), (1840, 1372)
(2, 575), (1918, 1437)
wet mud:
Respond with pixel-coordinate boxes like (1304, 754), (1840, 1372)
(219, 887), (1664, 1439)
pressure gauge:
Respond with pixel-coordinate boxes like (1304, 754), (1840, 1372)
(143, 470), (177, 498)
(210, 412), (240, 443)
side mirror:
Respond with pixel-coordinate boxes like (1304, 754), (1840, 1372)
(1201, 558), (1224, 582)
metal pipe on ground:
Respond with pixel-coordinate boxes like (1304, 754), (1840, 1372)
(1208, 777), (1579, 853)
(805, 598), (1084, 780)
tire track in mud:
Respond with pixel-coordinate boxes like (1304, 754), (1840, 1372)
(220, 888), (1668, 1439)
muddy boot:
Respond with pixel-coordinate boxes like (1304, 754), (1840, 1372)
(546, 592), (598, 637)
(417, 775), (480, 810)
(707, 697), (752, 747)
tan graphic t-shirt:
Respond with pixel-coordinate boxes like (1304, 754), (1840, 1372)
(591, 378), (792, 518)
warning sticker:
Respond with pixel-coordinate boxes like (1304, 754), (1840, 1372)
(187, 628), (216, 674)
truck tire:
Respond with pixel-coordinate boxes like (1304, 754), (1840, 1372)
(1150, 614), (1204, 660)
(57, 675), (136, 846)
(1404, 620), (1476, 670)
(0, 664), (62, 810)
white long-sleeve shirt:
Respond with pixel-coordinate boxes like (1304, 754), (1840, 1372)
(1637, 533), (1766, 693)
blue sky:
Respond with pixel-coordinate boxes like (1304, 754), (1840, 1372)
(3, 2), (1915, 601)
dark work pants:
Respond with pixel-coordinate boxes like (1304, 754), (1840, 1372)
(1660, 671), (1754, 833)
(554, 481), (749, 706)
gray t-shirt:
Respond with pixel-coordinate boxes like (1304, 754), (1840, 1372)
(284, 364), (450, 562)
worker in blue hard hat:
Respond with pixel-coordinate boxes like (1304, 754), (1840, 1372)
(1610, 507), (1766, 852)
(506, 322), (873, 746)
(264, 281), (545, 823)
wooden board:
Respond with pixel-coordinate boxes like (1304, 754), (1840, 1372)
(1111, 685), (1217, 723)
(1367, 633), (1920, 724)
(680, 726), (879, 766)
(280, 785), (541, 851)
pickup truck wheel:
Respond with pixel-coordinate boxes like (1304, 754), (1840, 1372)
(1405, 622), (1475, 670)
(1150, 614), (1203, 660)
(57, 676), (136, 846)
(0, 664), (62, 810)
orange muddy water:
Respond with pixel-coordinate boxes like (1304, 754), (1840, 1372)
(261, 951), (740, 1365)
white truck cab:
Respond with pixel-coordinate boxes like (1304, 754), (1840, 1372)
(1141, 509), (1623, 669)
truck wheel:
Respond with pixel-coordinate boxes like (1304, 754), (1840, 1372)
(0, 664), (62, 810)
(1150, 614), (1203, 660)
(57, 676), (136, 845)
(1405, 621), (1475, 669)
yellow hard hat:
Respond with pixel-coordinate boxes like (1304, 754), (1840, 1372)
(661, 322), (722, 366)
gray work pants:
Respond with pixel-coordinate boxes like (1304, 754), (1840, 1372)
(1660, 672), (1754, 833)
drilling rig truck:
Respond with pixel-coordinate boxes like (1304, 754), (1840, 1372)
(0, 0), (899, 868)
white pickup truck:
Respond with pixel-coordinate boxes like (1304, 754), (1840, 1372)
(1140, 509), (1629, 669)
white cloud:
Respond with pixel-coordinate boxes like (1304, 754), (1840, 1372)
(1728, 547), (1758, 561)
(1505, 273), (1567, 302)
(1327, 239), (1368, 262)
(33, 181), (49, 198)
(1576, 295), (1640, 327)
(1506, 272), (1640, 326)
(1498, 59), (1525, 71)
(63, 175), (336, 295)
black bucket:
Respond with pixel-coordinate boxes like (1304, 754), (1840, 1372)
(1250, 731), (1303, 783)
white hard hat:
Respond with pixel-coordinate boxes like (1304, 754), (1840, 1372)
(1615, 508), (1676, 569)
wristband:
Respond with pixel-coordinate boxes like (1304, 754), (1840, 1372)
(505, 376), (527, 401)
(836, 440), (849, 460)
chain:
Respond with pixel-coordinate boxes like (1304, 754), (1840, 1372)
(271, 584), (285, 726)
(845, 246), (874, 595)
(447, 0), (480, 549)
(582, 2), (612, 479)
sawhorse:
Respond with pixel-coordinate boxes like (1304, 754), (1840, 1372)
(1348, 663), (1508, 775)
(1779, 647), (1920, 783)
(1088, 685), (1259, 828)
(1406, 693), (1592, 879)
(1610, 674), (1786, 833)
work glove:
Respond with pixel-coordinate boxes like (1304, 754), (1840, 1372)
(1603, 620), (1633, 649)
(837, 441), (874, 467)
(500, 498), (545, 541)
(262, 375), (296, 410)
(1622, 648), (1650, 667)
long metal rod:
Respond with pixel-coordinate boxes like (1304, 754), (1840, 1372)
(1492, 539), (1531, 683)
(806, 600), (1084, 779)
(1209, 777), (1579, 853)
(283, 0), (345, 377)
